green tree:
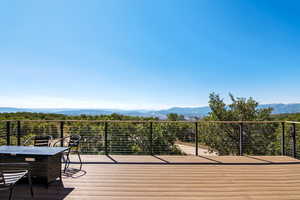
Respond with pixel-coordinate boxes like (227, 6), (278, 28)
(167, 113), (185, 121)
(200, 93), (278, 155)
(207, 93), (273, 121)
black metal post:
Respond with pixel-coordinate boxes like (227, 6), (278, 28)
(150, 122), (153, 155)
(17, 121), (21, 146)
(281, 122), (285, 156)
(195, 122), (198, 156)
(60, 121), (64, 147)
(104, 122), (108, 155)
(239, 123), (243, 156)
(6, 121), (10, 145)
(292, 123), (297, 158)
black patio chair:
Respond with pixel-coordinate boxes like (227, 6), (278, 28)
(53, 135), (82, 172)
(23, 135), (53, 147)
(0, 163), (34, 200)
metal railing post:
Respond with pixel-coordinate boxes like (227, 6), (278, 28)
(104, 122), (108, 155)
(195, 122), (198, 156)
(6, 121), (10, 145)
(239, 123), (244, 156)
(281, 122), (285, 156)
(292, 123), (297, 158)
(150, 122), (153, 155)
(60, 121), (64, 147)
(17, 121), (21, 146)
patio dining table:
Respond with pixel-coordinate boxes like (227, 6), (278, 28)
(0, 145), (69, 186)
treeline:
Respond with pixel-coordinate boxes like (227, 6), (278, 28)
(271, 113), (300, 121)
(0, 112), (183, 155)
(0, 112), (158, 121)
(0, 93), (299, 157)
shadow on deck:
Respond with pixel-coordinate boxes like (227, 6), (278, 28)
(1, 155), (300, 200)
(0, 181), (74, 200)
(70, 155), (300, 165)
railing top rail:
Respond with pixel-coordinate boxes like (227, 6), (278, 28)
(285, 121), (300, 124)
(196, 120), (283, 124)
(0, 119), (287, 124)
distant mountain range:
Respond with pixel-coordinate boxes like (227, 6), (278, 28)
(0, 103), (300, 119)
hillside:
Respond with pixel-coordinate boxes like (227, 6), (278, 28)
(0, 103), (300, 118)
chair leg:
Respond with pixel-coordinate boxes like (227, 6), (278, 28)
(62, 154), (67, 173)
(28, 173), (34, 197)
(60, 173), (64, 187)
(63, 161), (67, 173)
(77, 151), (83, 170)
(64, 154), (70, 173)
(66, 155), (70, 169)
(8, 186), (14, 200)
(61, 154), (66, 163)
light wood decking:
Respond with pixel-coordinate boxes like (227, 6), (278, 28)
(1, 155), (300, 200)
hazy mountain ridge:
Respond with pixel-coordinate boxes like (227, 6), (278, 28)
(0, 104), (300, 118)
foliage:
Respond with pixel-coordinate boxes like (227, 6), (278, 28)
(0, 97), (298, 156)
(167, 113), (185, 121)
(207, 93), (273, 121)
(0, 112), (182, 155)
(272, 113), (300, 121)
(271, 113), (300, 158)
(200, 93), (279, 155)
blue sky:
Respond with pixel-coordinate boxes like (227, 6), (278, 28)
(1, 0), (300, 109)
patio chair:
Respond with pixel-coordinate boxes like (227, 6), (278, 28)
(53, 135), (83, 172)
(0, 163), (34, 200)
(23, 135), (53, 147)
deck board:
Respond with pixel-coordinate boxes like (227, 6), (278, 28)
(1, 155), (299, 200)
(69, 155), (300, 164)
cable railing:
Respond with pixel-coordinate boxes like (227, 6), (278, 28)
(0, 120), (299, 158)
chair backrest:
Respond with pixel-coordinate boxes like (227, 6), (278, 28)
(0, 172), (5, 186)
(69, 135), (81, 147)
(0, 163), (30, 187)
(34, 135), (52, 147)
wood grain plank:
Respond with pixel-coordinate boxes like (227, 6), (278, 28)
(0, 155), (299, 200)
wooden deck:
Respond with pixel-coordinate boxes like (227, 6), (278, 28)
(1, 155), (300, 200)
